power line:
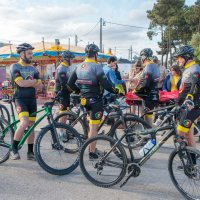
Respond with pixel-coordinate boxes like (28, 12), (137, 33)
(105, 20), (161, 32)
(80, 20), (100, 37)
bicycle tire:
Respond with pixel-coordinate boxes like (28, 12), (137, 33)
(108, 114), (151, 149)
(54, 111), (88, 139)
(0, 104), (10, 123)
(0, 117), (14, 164)
(79, 135), (127, 187)
(35, 123), (82, 175)
(168, 147), (200, 200)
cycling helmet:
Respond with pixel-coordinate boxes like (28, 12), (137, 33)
(16, 43), (34, 54)
(61, 51), (75, 61)
(152, 55), (158, 63)
(85, 44), (100, 56)
(140, 48), (153, 62)
(173, 45), (194, 60)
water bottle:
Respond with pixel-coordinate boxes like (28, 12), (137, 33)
(139, 139), (156, 157)
(153, 117), (163, 126)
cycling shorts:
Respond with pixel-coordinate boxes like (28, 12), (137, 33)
(15, 98), (37, 121)
(83, 98), (103, 125)
(177, 107), (200, 133)
(59, 94), (70, 112)
(144, 100), (158, 119)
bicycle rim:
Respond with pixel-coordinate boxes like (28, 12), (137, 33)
(169, 147), (200, 200)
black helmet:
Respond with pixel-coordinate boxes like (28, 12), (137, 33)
(174, 45), (194, 60)
(61, 51), (75, 61)
(16, 43), (34, 54)
(152, 55), (158, 63)
(85, 44), (99, 56)
(140, 48), (153, 62)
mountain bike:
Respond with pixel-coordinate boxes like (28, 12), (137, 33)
(79, 105), (200, 200)
(0, 94), (82, 175)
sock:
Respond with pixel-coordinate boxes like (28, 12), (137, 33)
(28, 144), (34, 153)
(12, 140), (19, 152)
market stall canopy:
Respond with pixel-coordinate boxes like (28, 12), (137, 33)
(0, 42), (110, 64)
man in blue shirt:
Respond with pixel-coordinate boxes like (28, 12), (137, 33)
(103, 56), (124, 103)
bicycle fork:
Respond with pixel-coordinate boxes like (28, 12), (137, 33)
(47, 114), (62, 150)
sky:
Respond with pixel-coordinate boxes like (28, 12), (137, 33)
(0, 0), (196, 58)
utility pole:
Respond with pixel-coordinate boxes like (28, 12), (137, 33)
(9, 40), (12, 56)
(100, 18), (103, 53)
(42, 37), (45, 51)
(128, 48), (130, 60)
(68, 38), (70, 50)
(130, 45), (133, 62)
(75, 35), (78, 46)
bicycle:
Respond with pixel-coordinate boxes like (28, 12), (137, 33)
(0, 93), (82, 175)
(0, 102), (11, 123)
(55, 95), (151, 143)
(79, 105), (200, 200)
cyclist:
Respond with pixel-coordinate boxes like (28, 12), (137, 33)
(10, 43), (42, 160)
(174, 45), (200, 154)
(55, 51), (75, 140)
(67, 43), (119, 159)
(134, 48), (160, 126)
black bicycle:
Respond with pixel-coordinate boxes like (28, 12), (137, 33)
(79, 105), (200, 200)
(55, 95), (151, 144)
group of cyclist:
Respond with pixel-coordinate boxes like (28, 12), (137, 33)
(9, 41), (200, 162)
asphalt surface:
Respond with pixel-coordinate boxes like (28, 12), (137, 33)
(0, 102), (199, 200)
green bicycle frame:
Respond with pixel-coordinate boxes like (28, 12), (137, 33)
(1, 106), (52, 150)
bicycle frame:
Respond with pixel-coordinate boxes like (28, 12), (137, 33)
(1, 106), (53, 150)
(101, 111), (178, 166)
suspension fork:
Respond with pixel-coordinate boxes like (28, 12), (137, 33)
(47, 113), (61, 147)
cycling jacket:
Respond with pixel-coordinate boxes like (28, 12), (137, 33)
(67, 58), (118, 98)
(135, 61), (160, 101)
(55, 62), (72, 94)
(178, 61), (200, 106)
(10, 61), (40, 99)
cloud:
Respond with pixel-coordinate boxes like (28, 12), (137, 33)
(0, 0), (161, 58)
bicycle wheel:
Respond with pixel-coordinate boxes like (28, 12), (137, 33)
(79, 135), (127, 187)
(0, 118), (14, 164)
(54, 111), (88, 139)
(168, 147), (200, 200)
(0, 104), (10, 123)
(109, 114), (151, 149)
(35, 123), (82, 175)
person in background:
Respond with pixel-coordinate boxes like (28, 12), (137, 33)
(113, 64), (127, 94)
(128, 59), (143, 91)
(114, 64), (122, 80)
(153, 56), (168, 90)
(103, 56), (125, 103)
(162, 63), (182, 92)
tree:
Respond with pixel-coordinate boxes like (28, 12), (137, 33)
(191, 33), (200, 64)
(146, 0), (200, 67)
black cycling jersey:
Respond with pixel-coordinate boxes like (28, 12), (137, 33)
(178, 61), (200, 106)
(55, 62), (72, 94)
(67, 58), (117, 98)
(135, 61), (160, 101)
(10, 61), (40, 99)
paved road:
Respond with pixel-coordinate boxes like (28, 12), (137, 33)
(0, 102), (199, 200)
(0, 146), (185, 200)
